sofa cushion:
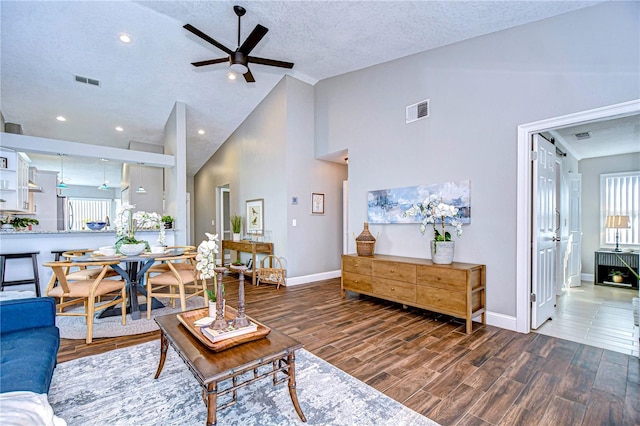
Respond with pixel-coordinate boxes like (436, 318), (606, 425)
(0, 326), (60, 394)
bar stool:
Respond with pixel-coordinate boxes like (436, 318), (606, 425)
(0, 251), (41, 297)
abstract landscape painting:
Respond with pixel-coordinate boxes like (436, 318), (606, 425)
(367, 180), (471, 224)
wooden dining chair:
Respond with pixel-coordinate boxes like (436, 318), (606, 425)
(145, 246), (197, 274)
(44, 260), (127, 344)
(145, 252), (206, 318)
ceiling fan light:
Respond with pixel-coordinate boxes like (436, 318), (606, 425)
(227, 71), (237, 80)
(230, 63), (248, 74)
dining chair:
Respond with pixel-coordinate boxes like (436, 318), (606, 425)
(145, 252), (206, 318)
(44, 260), (127, 344)
(145, 245), (197, 276)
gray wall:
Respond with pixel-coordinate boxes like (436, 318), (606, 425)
(194, 77), (347, 278)
(314, 1), (639, 318)
(580, 152), (640, 274)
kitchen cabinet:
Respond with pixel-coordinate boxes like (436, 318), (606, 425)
(0, 148), (30, 213)
(341, 254), (486, 334)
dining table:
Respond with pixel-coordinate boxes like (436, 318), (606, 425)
(72, 249), (184, 320)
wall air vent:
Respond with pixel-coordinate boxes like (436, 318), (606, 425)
(74, 75), (101, 87)
(406, 99), (429, 124)
(574, 131), (591, 140)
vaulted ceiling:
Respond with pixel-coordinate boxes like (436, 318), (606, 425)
(1, 1), (609, 183)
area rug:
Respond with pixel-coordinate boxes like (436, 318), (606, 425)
(48, 341), (438, 426)
(56, 296), (206, 339)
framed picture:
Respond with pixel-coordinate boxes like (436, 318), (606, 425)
(0, 157), (7, 169)
(312, 193), (325, 214)
(246, 198), (264, 234)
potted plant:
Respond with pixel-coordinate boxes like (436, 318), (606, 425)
(161, 215), (174, 229)
(10, 217), (39, 231)
(197, 233), (225, 319)
(114, 205), (160, 255)
(403, 194), (463, 264)
(610, 270), (626, 283)
(230, 215), (242, 241)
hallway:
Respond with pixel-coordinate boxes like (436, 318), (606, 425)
(536, 280), (639, 357)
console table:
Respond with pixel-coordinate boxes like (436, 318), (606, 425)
(594, 250), (639, 289)
(222, 240), (273, 285)
(341, 254), (486, 334)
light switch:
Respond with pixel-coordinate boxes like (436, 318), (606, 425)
(211, 220), (215, 226)
(292, 219), (297, 227)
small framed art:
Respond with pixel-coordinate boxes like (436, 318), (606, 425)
(312, 193), (324, 215)
(246, 198), (264, 234)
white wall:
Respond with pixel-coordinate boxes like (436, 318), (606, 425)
(314, 1), (640, 318)
(194, 77), (347, 278)
(579, 152), (640, 273)
(163, 101), (188, 245)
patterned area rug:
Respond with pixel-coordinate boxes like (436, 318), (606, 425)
(49, 341), (439, 426)
(55, 296), (206, 339)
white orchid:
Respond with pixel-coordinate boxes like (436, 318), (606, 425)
(196, 233), (219, 279)
(404, 194), (463, 240)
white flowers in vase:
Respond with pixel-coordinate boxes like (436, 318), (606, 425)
(196, 233), (219, 280)
(404, 194), (463, 242)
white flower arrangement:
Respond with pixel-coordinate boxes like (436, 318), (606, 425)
(114, 204), (164, 247)
(404, 194), (463, 241)
(196, 233), (219, 280)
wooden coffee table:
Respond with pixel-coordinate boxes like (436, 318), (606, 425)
(154, 310), (307, 426)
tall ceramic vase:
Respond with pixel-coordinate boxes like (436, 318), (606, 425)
(431, 240), (455, 264)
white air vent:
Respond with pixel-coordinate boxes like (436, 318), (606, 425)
(74, 75), (100, 87)
(406, 99), (429, 124)
(574, 131), (591, 140)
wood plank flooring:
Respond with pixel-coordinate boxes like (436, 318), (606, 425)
(58, 277), (640, 426)
(536, 280), (639, 357)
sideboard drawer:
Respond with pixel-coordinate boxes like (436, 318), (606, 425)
(342, 271), (373, 294)
(416, 286), (465, 316)
(416, 265), (467, 291)
(373, 261), (417, 283)
(374, 278), (416, 303)
(342, 256), (373, 275)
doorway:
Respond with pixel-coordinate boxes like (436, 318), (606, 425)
(515, 99), (640, 334)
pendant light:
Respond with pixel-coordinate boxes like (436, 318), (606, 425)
(97, 159), (109, 190)
(56, 154), (68, 189)
(136, 162), (146, 194)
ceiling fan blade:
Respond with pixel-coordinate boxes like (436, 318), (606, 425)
(239, 24), (268, 55)
(243, 69), (256, 83)
(184, 24), (233, 55)
(191, 57), (229, 67)
(248, 56), (294, 69)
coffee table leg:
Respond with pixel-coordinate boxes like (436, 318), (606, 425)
(154, 331), (169, 379)
(206, 382), (217, 426)
(287, 352), (307, 422)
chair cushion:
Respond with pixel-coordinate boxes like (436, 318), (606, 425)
(149, 269), (197, 285)
(48, 279), (124, 298)
(0, 327), (60, 394)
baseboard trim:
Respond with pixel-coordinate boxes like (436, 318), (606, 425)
(484, 311), (518, 332)
(285, 270), (341, 287)
(581, 273), (594, 282)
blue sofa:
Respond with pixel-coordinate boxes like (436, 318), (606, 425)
(0, 297), (60, 394)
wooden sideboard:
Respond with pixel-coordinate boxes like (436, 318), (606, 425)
(222, 240), (273, 285)
(341, 254), (486, 334)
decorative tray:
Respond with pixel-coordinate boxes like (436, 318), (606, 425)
(177, 306), (271, 352)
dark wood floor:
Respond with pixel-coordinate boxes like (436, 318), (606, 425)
(59, 277), (640, 426)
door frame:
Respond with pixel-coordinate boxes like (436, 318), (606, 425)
(515, 99), (640, 333)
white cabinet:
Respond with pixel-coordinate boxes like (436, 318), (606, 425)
(0, 148), (30, 212)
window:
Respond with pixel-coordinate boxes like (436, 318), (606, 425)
(69, 198), (112, 231)
(600, 171), (639, 248)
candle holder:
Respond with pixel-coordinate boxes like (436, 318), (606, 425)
(209, 267), (229, 331)
(230, 265), (250, 328)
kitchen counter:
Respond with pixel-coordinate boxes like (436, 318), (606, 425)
(0, 230), (175, 295)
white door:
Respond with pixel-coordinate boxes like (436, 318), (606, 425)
(567, 174), (582, 287)
(531, 134), (557, 329)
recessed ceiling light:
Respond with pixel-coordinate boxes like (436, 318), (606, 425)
(115, 126), (124, 132)
(56, 116), (67, 122)
(227, 72), (237, 80)
(198, 129), (205, 135)
(119, 33), (132, 44)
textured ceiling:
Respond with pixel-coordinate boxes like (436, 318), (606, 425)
(1, 0), (609, 185)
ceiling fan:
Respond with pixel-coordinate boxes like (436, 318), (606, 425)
(184, 5), (294, 83)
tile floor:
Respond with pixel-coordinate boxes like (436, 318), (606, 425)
(536, 280), (639, 357)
